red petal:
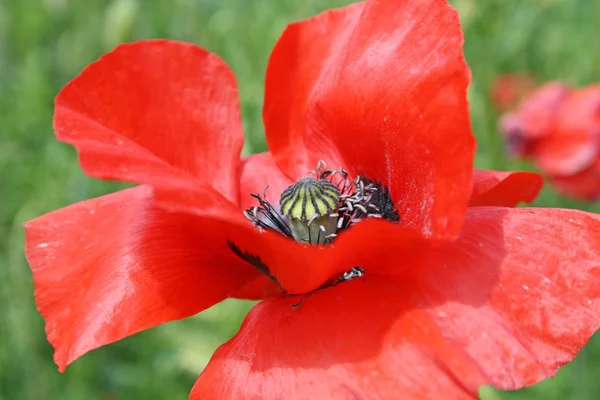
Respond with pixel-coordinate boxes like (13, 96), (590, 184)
(192, 207), (600, 398)
(533, 85), (600, 176)
(412, 207), (600, 389)
(549, 159), (600, 201)
(231, 276), (284, 301)
(54, 39), (244, 204)
(238, 152), (293, 210)
(265, 0), (474, 241)
(24, 186), (261, 371)
(264, 3), (364, 176)
(469, 169), (543, 207)
(193, 279), (486, 400)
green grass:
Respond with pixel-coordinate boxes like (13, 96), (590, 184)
(1, 0), (600, 398)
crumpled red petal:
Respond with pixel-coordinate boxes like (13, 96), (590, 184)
(54, 39), (244, 205)
(469, 169), (543, 207)
(24, 186), (263, 372)
(191, 207), (600, 399)
(264, 0), (475, 242)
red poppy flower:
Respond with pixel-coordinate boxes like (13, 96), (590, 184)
(25, 1), (600, 399)
(491, 72), (536, 112)
(499, 81), (600, 200)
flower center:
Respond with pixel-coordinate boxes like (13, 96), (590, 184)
(243, 161), (397, 246)
(233, 162), (400, 298)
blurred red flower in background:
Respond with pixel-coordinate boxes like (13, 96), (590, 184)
(25, 0), (600, 399)
(499, 80), (600, 200)
(491, 72), (536, 112)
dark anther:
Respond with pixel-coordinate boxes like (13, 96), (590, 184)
(359, 176), (400, 223)
(227, 240), (283, 288)
(339, 266), (364, 282)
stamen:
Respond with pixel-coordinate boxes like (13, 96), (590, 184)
(354, 204), (368, 214)
(307, 213), (321, 226)
(243, 189), (294, 239)
(344, 200), (354, 212)
(339, 266), (364, 282)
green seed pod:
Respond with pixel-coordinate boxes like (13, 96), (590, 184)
(279, 177), (340, 244)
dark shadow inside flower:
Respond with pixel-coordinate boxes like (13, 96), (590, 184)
(195, 208), (507, 396)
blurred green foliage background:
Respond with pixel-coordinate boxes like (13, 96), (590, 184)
(1, 0), (600, 398)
